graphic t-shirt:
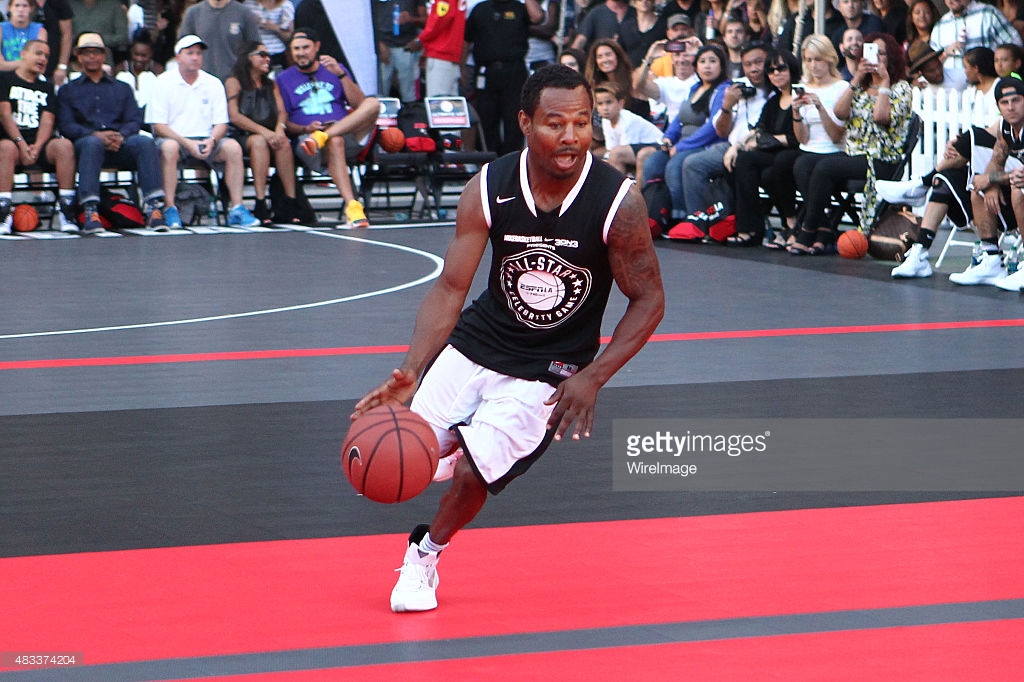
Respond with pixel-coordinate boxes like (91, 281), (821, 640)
(276, 64), (350, 128)
(0, 70), (54, 144)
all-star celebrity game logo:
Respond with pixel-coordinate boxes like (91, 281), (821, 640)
(501, 247), (592, 328)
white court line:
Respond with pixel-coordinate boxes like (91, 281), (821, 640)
(0, 231), (444, 340)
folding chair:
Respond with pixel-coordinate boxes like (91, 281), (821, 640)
(421, 96), (497, 216)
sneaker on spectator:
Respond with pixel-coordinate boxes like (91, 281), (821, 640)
(0, 201), (11, 235)
(161, 205), (181, 230)
(55, 199), (79, 233)
(995, 267), (1024, 291)
(228, 204), (261, 227)
(147, 205), (167, 230)
(949, 253), (1006, 285)
(390, 526), (440, 613)
(345, 199), (369, 228)
(876, 179), (928, 207)
(891, 243), (933, 278)
(81, 203), (104, 235)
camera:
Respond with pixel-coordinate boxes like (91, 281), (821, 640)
(792, 84), (805, 97)
(734, 77), (756, 98)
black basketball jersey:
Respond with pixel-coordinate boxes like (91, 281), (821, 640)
(447, 150), (633, 386)
(1001, 118), (1024, 164)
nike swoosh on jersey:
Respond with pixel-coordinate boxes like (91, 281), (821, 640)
(496, 196), (517, 204)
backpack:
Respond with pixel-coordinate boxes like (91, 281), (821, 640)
(642, 179), (672, 238)
(270, 172), (318, 225)
(174, 182), (214, 226)
(666, 202), (735, 243)
(397, 101), (436, 153)
(98, 188), (145, 229)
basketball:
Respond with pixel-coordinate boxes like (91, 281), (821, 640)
(342, 404), (440, 503)
(378, 126), (406, 153)
(12, 204), (39, 232)
(837, 230), (869, 259)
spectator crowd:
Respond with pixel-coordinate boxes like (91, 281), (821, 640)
(2, 0), (1024, 291)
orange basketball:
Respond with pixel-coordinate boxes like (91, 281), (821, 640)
(342, 404), (440, 504)
(12, 204), (39, 232)
(837, 229), (869, 259)
(378, 126), (406, 153)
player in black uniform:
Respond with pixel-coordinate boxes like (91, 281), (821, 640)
(353, 65), (665, 613)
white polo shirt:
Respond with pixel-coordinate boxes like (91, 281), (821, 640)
(145, 67), (229, 138)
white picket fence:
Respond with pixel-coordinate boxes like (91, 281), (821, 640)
(909, 86), (997, 179)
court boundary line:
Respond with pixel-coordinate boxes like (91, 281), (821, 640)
(3, 318), (1024, 371)
(2, 599), (1019, 681)
(0, 231), (444, 342)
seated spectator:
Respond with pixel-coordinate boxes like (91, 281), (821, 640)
(889, 77), (1024, 290)
(585, 39), (649, 120)
(0, 0), (47, 71)
(721, 17), (748, 79)
(146, 35), (262, 229)
(643, 43), (730, 224)
(69, 0), (129, 65)
(634, 36), (700, 131)
(727, 48), (802, 247)
(838, 28), (862, 81)
(57, 33), (167, 234)
(871, 0), (907, 46)
(179, 0), (261, 83)
(225, 41), (299, 224)
(115, 38), (163, 115)
(786, 34), (850, 253)
(994, 43), (1023, 78)
(647, 13), (694, 77)
(680, 41), (770, 221)
(278, 28), (377, 228)
(829, 0), (883, 55)
(593, 81), (662, 178)
(558, 48), (587, 72)
(930, 0), (1022, 91)
(244, 0), (294, 71)
(964, 47), (1000, 127)
(907, 41), (944, 91)
(0, 39), (77, 234)
(905, 0), (938, 53)
(790, 33), (911, 254)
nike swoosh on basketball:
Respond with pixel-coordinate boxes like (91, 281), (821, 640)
(496, 196), (517, 204)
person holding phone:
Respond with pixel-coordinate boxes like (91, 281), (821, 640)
(791, 32), (912, 253)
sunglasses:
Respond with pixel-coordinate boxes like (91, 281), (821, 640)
(766, 64), (789, 73)
(250, 50), (271, 58)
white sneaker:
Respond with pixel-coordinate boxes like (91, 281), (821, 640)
(995, 267), (1024, 291)
(391, 540), (440, 612)
(891, 243), (933, 278)
(949, 253), (1007, 286)
(54, 202), (79, 233)
(876, 179), (929, 207)
(432, 448), (464, 483)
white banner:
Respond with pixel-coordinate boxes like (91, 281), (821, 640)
(324, 1), (378, 96)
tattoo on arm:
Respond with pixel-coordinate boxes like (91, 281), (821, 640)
(607, 188), (662, 297)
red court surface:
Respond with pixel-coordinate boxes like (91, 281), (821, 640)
(2, 497), (1021, 678)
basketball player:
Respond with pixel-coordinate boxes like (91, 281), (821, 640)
(352, 65), (665, 613)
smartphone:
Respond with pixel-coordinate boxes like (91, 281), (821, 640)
(863, 43), (878, 65)
(792, 84), (805, 97)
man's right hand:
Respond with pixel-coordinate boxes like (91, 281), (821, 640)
(351, 368), (419, 421)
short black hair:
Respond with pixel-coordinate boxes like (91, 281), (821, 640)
(965, 47), (998, 78)
(520, 64), (592, 118)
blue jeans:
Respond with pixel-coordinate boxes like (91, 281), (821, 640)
(681, 142), (730, 216)
(74, 134), (163, 205)
(642, 146), (705, 219)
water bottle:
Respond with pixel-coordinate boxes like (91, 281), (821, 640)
(392, 2), (401, 37)
(705, 9), (716, 40)
(971, 240), (984, 267)
(1006, 245), (1019, 274)
(207, 198), (218, 224)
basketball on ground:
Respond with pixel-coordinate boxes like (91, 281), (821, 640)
(837, 230), (869, 259)
(342, 404), (440, 503)
(12, 204), (39, 232)
(378, 127), (406, 153)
